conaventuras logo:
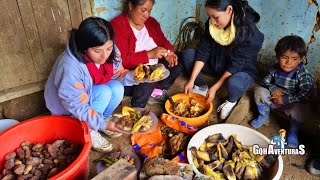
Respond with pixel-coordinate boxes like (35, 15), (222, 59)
(252, 129), (305, 155)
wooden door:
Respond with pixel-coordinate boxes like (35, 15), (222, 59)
(0, 0), (38, 89)
(0, 0), (93, 102)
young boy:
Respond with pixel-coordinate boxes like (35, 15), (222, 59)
(250, 35), (315, 148)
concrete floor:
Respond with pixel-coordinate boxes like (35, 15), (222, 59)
(88, 74), (320, 180)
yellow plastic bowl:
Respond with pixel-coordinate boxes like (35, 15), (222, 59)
(164, 93), (213, 126)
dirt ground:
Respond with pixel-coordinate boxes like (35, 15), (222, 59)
(88, 75), (320, 180)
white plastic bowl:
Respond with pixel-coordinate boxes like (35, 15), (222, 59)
(187, 124), (283, 180)
(0, 119), (19, 133)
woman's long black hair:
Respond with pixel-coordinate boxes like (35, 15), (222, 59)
(69, 17), (116, 64)
(205, 0), (260, 46)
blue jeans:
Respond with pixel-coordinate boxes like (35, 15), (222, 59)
(92, 80), (124, 117)
(226, 72), (253, 102)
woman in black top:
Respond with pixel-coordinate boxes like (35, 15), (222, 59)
(183, 0), (264, 120)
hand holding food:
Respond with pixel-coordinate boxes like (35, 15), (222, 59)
(165, 51), (178, 67)
(147, 47), (168, 59)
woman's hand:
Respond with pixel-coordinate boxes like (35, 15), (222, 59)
(113, 65), (124, 77)
(114, 65), (129, 80)
(147, 47), (168, 59)
(106, 121), (122, 132)
(184, 80), (194, 94)
(165, 51), (178, 67)
(206, 85), (218, 104)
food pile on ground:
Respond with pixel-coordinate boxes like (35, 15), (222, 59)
(161, 127), (190, 158)
(0, 139), (82, 179)
(169, 97), (206, 118)
(113, 106), (153, 133)
(141, 156), (193, 180)
(190, 133), (278, 179)
(99, 150), (135, 168)
(132, 64), (166, 81)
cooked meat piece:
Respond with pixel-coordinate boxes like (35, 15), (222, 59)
(169, 133), (184, 155)
(133, 64), (145, 80)
(173, 100), (188, 116)
(190, 104), (204, 117)
(141, 156), (180, 176)
(190, 97), (198, 106)
(120, 116), (134, 131)
(149, 64), (165, 71)
(143, 65), (151, 77)
(148, 68), (165, 81)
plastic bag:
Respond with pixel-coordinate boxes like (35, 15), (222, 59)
(161, 113), (198, 134)
(131, 123), (166, 158)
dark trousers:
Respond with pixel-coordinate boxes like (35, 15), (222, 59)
(124, 59), (183, 108)
(226, 72), (253, 102)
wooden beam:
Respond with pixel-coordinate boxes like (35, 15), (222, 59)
(0, 81), (45, 103)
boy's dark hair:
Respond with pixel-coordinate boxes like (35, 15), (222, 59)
(205, 0), (260, 47)
(69, 17), (115, 64)
(275, 35), (306, 59)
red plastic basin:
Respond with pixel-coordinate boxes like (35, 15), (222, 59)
(0, 115), (91, 180)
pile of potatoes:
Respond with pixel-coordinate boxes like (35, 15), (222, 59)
(1, 139), (82, 180)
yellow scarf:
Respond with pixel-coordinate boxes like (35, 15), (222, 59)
(209, 15), (236, 46)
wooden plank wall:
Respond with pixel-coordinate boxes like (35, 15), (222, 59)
(0, 0), (38, 89)
(0, 0), (93, 103)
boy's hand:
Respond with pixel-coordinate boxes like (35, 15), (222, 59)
(272, 95), (284, 105)
(271, 89), (283, 99)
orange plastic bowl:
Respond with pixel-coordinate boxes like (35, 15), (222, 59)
(164, 93), (213, 126)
